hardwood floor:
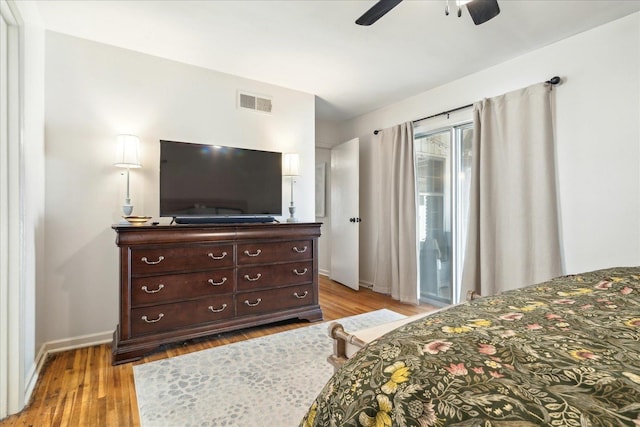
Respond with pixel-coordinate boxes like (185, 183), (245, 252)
(1, 276), (436, 426)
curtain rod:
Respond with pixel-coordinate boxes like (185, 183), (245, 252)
(372, 76), (561, 135)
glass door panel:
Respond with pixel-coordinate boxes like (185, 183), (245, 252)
(416, 131), (452, 304)
(416, 123), (473, 305)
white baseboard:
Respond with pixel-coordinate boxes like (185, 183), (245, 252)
(320, 272), (375, 291)
(39, 331), (113, 356)
(25, 331), (113, 405)
(24, 353), (41, 407)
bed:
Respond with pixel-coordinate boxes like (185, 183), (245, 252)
(301, 267), (640, 426)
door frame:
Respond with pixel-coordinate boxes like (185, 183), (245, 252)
(414, 117), (473, 306)
(0, 0), (25, 417)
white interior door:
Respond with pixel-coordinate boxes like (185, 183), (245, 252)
(330, 138), (359, 290)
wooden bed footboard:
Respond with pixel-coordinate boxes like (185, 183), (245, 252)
(327, 291), (481, 371)
(327, 322), (368, 370)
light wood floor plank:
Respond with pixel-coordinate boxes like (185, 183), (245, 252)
(1, 276), (435, 426)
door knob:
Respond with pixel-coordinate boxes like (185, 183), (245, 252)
(350, 217), (356, 223)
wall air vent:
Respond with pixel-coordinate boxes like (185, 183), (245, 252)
(238, 91), (272, 114)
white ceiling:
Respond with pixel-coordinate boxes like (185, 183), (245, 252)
(35, 0), (640, 122)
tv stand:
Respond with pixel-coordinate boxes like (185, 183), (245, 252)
(173, 216), (276, 224)
(111, 222), (322, 364)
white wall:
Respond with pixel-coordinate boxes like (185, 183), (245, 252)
(339, 13), (640, 286)
(315, 147), (331, 275)
(19, 0), (45, 399)
(315, 118), (342, 276)
(43, 32), (316, 345)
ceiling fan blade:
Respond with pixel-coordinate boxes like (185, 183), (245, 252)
(356, 0), (403, 26)
(466, 0), (500, 25)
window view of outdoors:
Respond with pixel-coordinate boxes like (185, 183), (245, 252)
(415, 124), (472, 304)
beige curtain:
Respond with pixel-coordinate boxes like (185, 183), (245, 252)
(461, 83), (562, 297)
(372, 122), (418, 304)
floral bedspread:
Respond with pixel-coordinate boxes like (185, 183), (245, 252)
(301, 267), (640, 427)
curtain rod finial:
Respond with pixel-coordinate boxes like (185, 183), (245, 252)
(546, 76), (561, 85)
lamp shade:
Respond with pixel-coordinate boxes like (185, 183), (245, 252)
(282, 153), (300, 176)
(114, 134), (142, 168)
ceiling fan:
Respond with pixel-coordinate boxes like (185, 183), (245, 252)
(356, 0), (500, 26)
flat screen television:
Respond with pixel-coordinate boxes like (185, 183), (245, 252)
(159, 140), (282, 223)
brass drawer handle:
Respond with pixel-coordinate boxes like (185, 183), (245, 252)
(294, 291), (308, 299)
(244, 249), (262, 257)
(141, 284), (165, 294)
(208, 304), (227, 313)
(244, 298), (262, 307)
(293, 268), (308, 276)
(141, 256), (164, 265)
(244, 273), (262, 282)
(293, 246), (308, 253)
(208, 251), (228, 260)
(208, 277), (228, 286)
(141, 313), (164, 323)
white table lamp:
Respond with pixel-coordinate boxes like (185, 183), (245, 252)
(114, 134), (142, 216)
(283, 153), (300, 223)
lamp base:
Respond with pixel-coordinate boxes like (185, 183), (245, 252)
(286, 204), (298, 223)
(122, 204), (133, 216)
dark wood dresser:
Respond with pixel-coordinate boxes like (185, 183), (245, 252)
(111, 222), (323, 364)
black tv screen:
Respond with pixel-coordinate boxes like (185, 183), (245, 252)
(160, 140), (282, 221)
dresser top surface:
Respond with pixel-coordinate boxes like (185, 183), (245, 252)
(113, 222), (322, 231)
(112, 222), (322, 246)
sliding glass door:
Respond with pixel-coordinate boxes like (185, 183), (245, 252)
(415, 124), (472, 305)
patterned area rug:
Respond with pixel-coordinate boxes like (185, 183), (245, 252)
(133, 309), (406, 427)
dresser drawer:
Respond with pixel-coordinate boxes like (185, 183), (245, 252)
(237, 240), (312, 265)
(130, 244), (234, 274)
(131, 295), (235, 336)
(237, 284), (314, 317)
(237, 261), (312, 291)
(131, 269), (235, 306)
